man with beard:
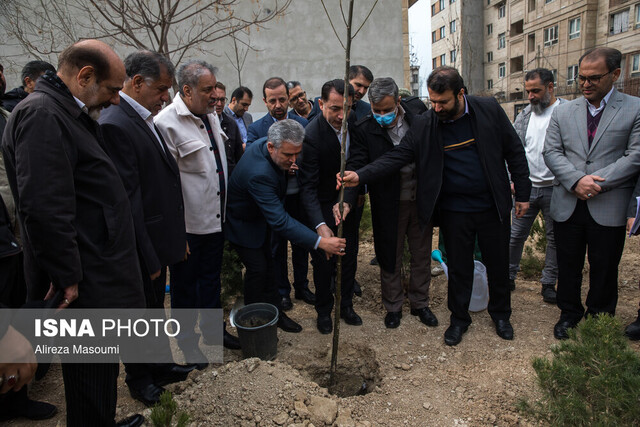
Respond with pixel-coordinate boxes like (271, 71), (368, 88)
(246, 77), (308, 144)
(509, 68), (567, 303)
(341, 67), (530, 346)
(225, 86), (253, 146)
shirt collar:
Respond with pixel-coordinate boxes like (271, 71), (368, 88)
(73, 96), (88, 114)
(119, 91), (153, 121)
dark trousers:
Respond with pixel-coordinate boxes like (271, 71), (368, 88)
(554, 200), (626, 322)
(275, 193), (310, 296)
(62, 363), (119, 427)
(234, 231), (281, 310)
(310, 205), (358, 317)
(170, 232), (224, 351)
(440, 209), (511, 327)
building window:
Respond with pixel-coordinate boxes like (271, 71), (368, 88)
(567, 65), (578, 85)
(450, 49), (457, 64)
(528, 0), (535, 12)
(543, 25), (558, 46)
(498, 32), (506, 49)
(636, 5), (640, 28)
(545, 0), (554, 3)
(439, 0), (445, 9)
(433, 58), (438, 69)
(552, 69), (557, 85)
(450, 0), (456, 3)
(499, 63), (506, 78)
(499, 4), (506, 19)
(487, 23), (493, 35)
(440, 54), (446, 66)
(450, 20), (457, 33)
(610, 9), (629, 35)
(487, 79), (494, 89)
(632, 54), (640, 75)
(431, 3), (437, 16)
(569, 17), (581, 39)
(487, 51), (493, 62)
(440, 26), (446, 39)
(432, 31), (437, 43)
(528, 33), (536, 52)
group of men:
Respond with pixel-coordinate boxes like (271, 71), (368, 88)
(1, 36), (640, 426)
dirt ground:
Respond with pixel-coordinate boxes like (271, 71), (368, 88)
(8, 228), (640, 427)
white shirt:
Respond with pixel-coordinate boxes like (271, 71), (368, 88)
(119, 91), (165, 153)
(525, 99), (559, 187)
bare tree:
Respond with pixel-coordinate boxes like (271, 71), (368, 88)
(224, 29), (259, 87)
(1, 0), (290, 68)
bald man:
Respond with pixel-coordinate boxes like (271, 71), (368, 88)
(2, 40), (145, 427)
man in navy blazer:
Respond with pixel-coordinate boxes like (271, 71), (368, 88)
(246, 77), (308, 145)
(225, 120), (346, 333)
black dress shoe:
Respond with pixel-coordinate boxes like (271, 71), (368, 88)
(554, 319), (577, 340)
(281, 295), (293, 311)
(223, 330), (241, 349)
(494, 319), (514, 340)
(384, 311), (402, 328)
(370, 257), (379, 265)
(444, 324), (468, 346)
(624, 316), (640, 341)
(340, 306), (363, 326)
(294, 287), (316, 305)
(317, 315), (333, 334)
(410, 307), (438, 327)
(0, 399), (57, 421)
(129, 383), (165, 407)
(278, 312), (302, 333)
(153, 363), (197, 386)
(353, 280), (363, 297)
(116, 414), (145, 427)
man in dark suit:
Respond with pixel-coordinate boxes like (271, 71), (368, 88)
(299, 79), (363, 334)
(246, 77), (308, 145)
(226, 120), (346, 332)
(347, 77), (437, 330)
(225, 86), (253, 146)
(341, 67), (531, 346)
(2, 40), (145, 427)
(99, 50), (198, 407)
(214, 82), (243, 176)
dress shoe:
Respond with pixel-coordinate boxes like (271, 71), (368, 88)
(294, 287), (316, 305)
(353, 280), (363, 297)
(0, 399), (57, 421)
(317, 315), (333, 334)
(410, 307), (438, 327)
(152, 363), (197, 386)
(223, 330), (241, 349)
(340, 306), (363, 325)
(281, 295), (293, 311)
(278, 312), (302, 333)
(116, 414), (145, 427)
(370, 257), (379, 265)
(444, 324), (468, 346)
(129, 383), (165, 407)
(494, 319), (514, 340)
(541, 284), (557, 304)
(384, 311), (402, 328)
(624, 315), (640, 341)
(553, 319), (577, 340)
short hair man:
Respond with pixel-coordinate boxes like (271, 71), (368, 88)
(346, 77), (437, 329)
(99, 50), (198, 406)
(215, 81), (243, 175)
(299, 79), (363, 334)
(1, 60), (56, 112)
(509, 68), (567, 303)
(225, 120), (346, 333)
(342, 67), (531, 346)
(225, 86), (253, 145)
(287, 81), (316, 120)
(155, 60), (237, 363)
(2, 39), (145, 427)
(246, 77), (308, 144)
(543, 47), (640, 340)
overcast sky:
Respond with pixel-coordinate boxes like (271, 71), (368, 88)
(408, 0), (432, 97)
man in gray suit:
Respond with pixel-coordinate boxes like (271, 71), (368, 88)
(224, 86), (253, 146)
(544, 47), (640, 340)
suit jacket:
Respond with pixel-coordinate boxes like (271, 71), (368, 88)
(346, 102), (418, 272)
(218, 112), (244, 176)
(543, 88), (640, 226)
(225, 138), (318, 250)
(224, 105), (253, 127)
(246, 112), (308, 144)
(1, 77), (144, 308)
(99, 97), (186, 277)
(356, 95), (531, 227)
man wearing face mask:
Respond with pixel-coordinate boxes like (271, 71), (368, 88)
(345, 77), (437, 329)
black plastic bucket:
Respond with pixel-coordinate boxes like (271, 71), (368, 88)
(234, 303), (279, 361)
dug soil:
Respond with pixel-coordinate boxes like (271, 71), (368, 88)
(9, 229), (640, 426)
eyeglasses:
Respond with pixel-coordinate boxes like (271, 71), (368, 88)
(289, 91), (307, 102)
(213, 97), (227, 104)
(577, 71), (613, 85)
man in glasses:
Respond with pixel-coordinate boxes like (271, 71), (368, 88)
(287, 81), (317, 121)
(544, 47), (640, 340)
(214, 82), (243, 176)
